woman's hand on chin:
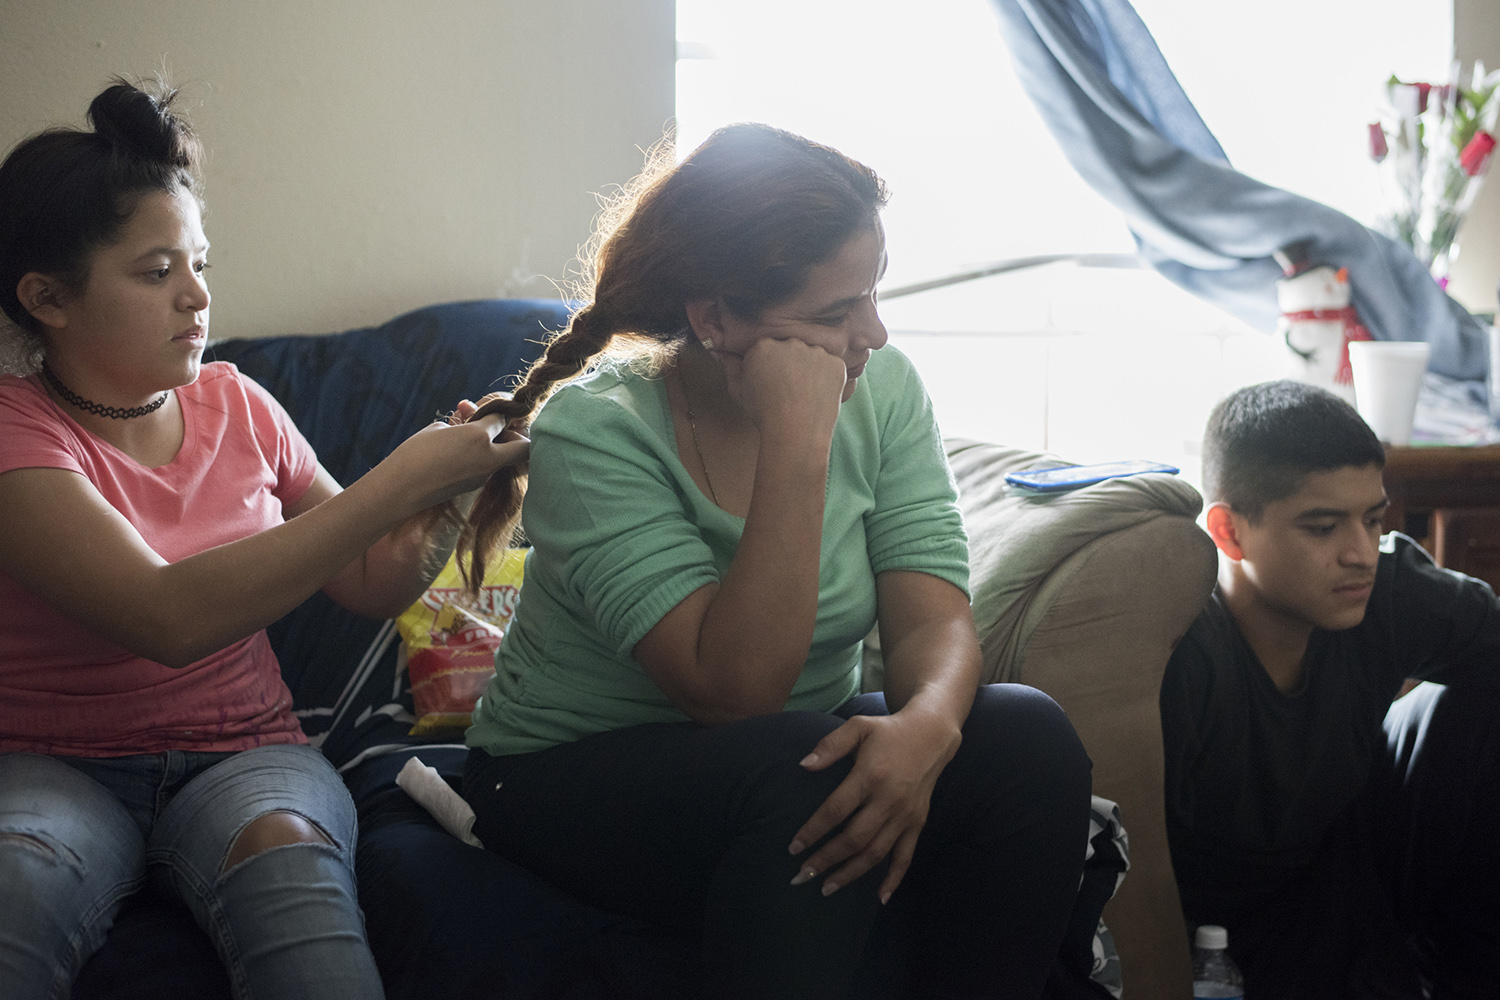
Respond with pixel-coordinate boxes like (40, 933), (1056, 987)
(725, 337), (847, 439)
(785, 705), (963, 904)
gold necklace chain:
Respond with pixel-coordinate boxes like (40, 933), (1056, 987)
(685, 402), (721, 507)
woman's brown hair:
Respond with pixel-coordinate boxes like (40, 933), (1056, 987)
(454, 123), (888, 592)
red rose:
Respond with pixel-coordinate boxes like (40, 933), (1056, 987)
(1460, 131), (1496, 177)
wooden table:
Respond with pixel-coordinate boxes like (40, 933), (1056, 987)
(1383, 444), (1500, 590)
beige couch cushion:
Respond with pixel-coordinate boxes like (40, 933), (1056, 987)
(941, 438), (1215, 998)
(944, 439), (1205, 684)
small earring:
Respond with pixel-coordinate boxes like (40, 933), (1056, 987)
(700, 338), (714, 351)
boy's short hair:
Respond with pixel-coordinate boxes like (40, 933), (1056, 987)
(1202, 380), (1385, 520)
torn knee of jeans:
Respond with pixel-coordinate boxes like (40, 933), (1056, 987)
(0, 830), (84, 871)
(220, 810), (336, 874)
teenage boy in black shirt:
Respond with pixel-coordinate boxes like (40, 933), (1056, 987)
(1161, 380), (1500, 998)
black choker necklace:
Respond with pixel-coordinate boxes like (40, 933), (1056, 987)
(41, 362), (170, 419)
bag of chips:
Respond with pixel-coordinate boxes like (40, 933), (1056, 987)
(395, 548), (526, 736)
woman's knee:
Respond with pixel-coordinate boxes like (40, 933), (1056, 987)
(728, 712), (868, 838)
(222, 810), (334, 873)
(730, 711), (855, 800)
(0, 756), (145, 997)
(152, 744), (357, 870)
(0, 830), (83, 876)
(957, 684), (1092, 794)
(0, 753), (144, 873)
(0, 820), (142, 933)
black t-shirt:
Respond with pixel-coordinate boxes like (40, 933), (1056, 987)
(1161, 533), (1500, 922)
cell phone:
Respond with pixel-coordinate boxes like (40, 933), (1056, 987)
(1003, 460), (1180, 493)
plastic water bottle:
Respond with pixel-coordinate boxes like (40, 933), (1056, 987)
(1192, 925), (1245, 999)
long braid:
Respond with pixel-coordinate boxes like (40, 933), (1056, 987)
(454, 304), (618, 594)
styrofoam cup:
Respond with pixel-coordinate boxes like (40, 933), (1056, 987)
(1348, 341), (1430, 446)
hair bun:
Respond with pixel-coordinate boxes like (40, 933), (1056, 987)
(87, 79), (200, 173)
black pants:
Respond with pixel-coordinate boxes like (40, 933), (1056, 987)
(463, 684), (1092, 1000)
(1219, 682), (1500, 1000)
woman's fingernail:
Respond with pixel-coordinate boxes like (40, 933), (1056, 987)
(790, 867), (816, 887)
(821, 881), (840, 897)
(799, 753), (819, 767)
(880, 890), (892, 905)
(788, 839), (805, 855)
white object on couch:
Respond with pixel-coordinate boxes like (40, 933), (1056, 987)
(395, 756), (484, 848)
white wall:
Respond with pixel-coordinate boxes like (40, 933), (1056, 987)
(1452, 0), (1500, 315)
(0, 0), (676, 340)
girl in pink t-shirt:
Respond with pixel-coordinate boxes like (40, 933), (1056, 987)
(0, 80), (527, 999)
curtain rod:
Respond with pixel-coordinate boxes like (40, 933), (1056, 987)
(878, 252), (1142, 300)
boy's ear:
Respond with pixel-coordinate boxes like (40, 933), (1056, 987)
(16, 273), (68, 330)
(1204, 502), (1246, 561)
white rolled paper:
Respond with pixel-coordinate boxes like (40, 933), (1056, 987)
(395, 756), (484, 849)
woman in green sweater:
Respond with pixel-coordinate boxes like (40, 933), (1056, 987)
(458, 124), (1091, 999)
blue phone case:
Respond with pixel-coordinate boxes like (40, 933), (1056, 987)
(1004, 460), (1180, 492)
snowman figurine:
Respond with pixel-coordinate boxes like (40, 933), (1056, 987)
(1274, 241), (1370, 405)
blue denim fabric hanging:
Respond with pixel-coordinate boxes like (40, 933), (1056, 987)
(988, 0), (1488, 380)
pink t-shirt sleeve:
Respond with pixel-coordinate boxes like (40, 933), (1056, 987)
(237, 370), (318, 507)
(0, 376), (88, 477)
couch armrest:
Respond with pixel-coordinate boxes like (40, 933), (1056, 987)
(944, 439), (1215, 1000)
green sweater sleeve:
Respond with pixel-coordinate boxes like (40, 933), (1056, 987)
(861, 348), (970, 596)
(522, 370), (724, 658)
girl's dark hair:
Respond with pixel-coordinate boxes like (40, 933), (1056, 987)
(453, 123), (888, 590)
(0, 78), (201, 363)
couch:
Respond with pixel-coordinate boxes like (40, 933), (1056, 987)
(71, 299), (1215, 999)
(943, 442), (1214, 998)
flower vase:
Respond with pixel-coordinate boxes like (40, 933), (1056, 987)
(1420, 130), (1496, 284)
(1371, 64), (1500, 285)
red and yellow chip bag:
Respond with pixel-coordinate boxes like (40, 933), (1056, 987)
(395, 548), (525, 736)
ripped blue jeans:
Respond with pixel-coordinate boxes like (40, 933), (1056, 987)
(0, 744), (384, 1000)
